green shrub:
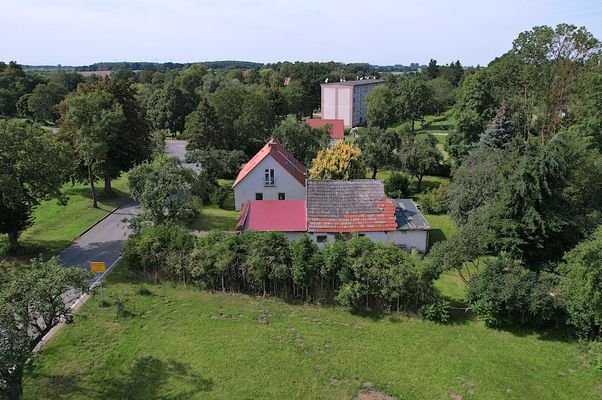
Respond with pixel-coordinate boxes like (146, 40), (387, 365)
(123, 223), (195, 283)
(191, 172), (218, 204)
(559, 226), (602, 339)
(418, 183), (448, 214)
(210, 186), (229, 208)
(422, 299), (450, 323)
(467, 254), (558, 328)
(384, 172), (411, 198)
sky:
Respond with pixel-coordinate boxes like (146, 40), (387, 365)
(1, 0), (601, 67)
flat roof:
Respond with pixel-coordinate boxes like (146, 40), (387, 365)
(321, 79), (385, 87)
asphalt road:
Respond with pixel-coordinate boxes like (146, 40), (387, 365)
(57, 200), (140, 305)
(165, 139), (201, 173)
(56, 140), (188, 306)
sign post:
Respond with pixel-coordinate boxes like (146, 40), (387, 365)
(90, 261), (107, 304)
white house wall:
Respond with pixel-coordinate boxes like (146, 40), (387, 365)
(234, 155), (306, 210)
(307, 230), (429, 253)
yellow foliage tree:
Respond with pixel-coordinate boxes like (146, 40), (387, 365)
(309, 142), (365, 180)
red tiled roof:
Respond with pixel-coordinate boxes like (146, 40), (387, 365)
(306, 119), (345, 140)
(232, 139), (307, 188)
(236, 200), (307, 232)
(306, 180), (398, 233)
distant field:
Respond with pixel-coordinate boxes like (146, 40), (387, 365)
(23, 261), (602, 400)
(0, 175), (130, 257)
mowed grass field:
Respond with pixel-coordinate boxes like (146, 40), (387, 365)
(23, 262), (602, 400)
(0, 175), (130, 257)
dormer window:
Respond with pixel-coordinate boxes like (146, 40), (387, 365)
(264, 169), (275, 186)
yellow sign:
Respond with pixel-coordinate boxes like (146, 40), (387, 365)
(90, 261), (106, 273)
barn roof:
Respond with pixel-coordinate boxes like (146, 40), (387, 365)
(306, 180), (398, 233)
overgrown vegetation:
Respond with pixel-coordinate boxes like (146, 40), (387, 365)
(124, 228), (445, 317)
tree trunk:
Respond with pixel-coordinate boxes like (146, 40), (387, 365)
(88, 165), (98, 208)
(411, 119), (415, 132)
(104, 174), (114, 196)
(8, 373), (23, 400)
(371, 166), (377, 180)
(7, 230), (19, 252)
(416, 175), (423, 193)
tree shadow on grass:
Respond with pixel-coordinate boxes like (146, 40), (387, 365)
(62, 185), (130, 208)
(29, 356), (213, 400)
(428, 229), (446, 247)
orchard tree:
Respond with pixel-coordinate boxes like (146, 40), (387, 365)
(62, 89), (125, 207)
(356, 127), (400, 178)
(427, 77), (455, 115)
(271, 118), (330, 166)
(0, 258), (90, 400)
(0, 120), (67, 250)
(395, 77), (434, 132)
(366, 85), (397, 128)
(309, 142), (365, 180)
(397, 132), (442, 192)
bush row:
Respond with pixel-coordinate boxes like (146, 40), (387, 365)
(123, 224), (448, 318)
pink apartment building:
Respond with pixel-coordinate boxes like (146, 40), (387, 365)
(320, 79), (384, 128)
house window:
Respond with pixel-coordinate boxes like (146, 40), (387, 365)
(316, 235), (328, 243)
(264, 169), (275, 186)
(278, 193), (286, 200)
(255, 193), (263, 200)
(358, 233), (366, 237)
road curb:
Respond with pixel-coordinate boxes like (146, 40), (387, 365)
(74, 198), (132, 240)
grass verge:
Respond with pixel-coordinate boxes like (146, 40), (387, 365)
(0, 175), (130, 258)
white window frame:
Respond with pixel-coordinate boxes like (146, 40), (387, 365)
(264, 168), (275, 186)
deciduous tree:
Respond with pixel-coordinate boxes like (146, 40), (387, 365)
(309, 142), (365, 180)
(0, 120), (67, 250)
(0, 258), (90, 400)
(271, 118), (330, 166)
(356, 127), (400, 178)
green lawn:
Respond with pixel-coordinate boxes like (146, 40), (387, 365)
(191, 183), (240, 231)
(23, 261), (602, 400)
(192, 205), (240, 231)
(0, 176), (130, 257)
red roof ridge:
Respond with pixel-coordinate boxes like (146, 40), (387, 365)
(232, 139), (307, 188)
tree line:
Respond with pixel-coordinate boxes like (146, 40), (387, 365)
(427, 23), (602, 337)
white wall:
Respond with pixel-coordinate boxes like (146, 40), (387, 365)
(322, 87), (337, 120)
(308, 230), (429, 253)
(234, 155), (306, 210)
